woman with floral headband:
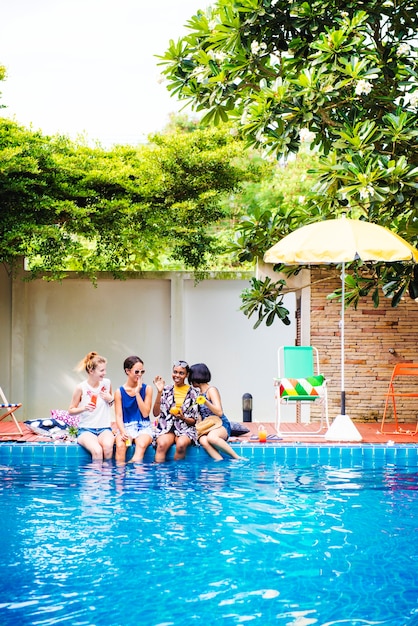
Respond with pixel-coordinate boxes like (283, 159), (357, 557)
(69, 351), (115, 461)
(152, 360), (199, 462)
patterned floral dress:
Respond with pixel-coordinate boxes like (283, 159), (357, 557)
(155, 384), (199, 444)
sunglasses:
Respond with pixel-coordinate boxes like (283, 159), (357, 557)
(173, 360), (188, 368)
(134, 369), (145, 375)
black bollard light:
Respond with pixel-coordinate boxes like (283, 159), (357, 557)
(242, 393), (253, 422)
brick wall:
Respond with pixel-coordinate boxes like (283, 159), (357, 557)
(310, 267), (418, 423)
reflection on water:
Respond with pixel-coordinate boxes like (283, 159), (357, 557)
(0, 459), (417, 625)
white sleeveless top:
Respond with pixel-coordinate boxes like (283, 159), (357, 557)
(77, 378), (111, 429)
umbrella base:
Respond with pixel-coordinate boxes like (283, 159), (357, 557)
(325, 414), (363, 442)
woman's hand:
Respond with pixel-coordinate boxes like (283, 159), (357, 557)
(135, 375), (143, 394)
(153, 375), (165, 393)
(100, 390), (113, 403)
(169, 407), (188, 422)
(179, 409), (194, 425)
(119, 430), (129, 442)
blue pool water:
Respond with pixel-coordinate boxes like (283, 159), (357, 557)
(0, 444), (417, 625)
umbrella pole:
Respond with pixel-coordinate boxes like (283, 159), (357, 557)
(326, 259), (362, 441)
(341, 262), (346, 415)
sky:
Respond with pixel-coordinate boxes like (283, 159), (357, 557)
(0, 0), (209, 147)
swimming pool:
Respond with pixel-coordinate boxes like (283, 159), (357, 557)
(0, 444), (417, 625)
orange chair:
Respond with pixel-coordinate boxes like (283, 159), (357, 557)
(381, 363), (418, 435)
(0, 386), (24, 437)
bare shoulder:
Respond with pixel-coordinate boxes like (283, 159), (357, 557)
(72, 383), (83, 397)
(208, 385), (221, 399)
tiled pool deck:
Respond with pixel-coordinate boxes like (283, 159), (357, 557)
(1, 440), (418, 467)
(1, 420), (417, 466)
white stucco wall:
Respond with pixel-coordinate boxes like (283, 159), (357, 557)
(183, 278), (295, 422)
(1, 267), (296, 422)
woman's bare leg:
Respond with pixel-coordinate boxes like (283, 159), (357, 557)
(174, 435), (192, 460)
(98, 430), (115, 460)
(199, 434), (223, 461)
(206, 427), (246, 460)
(115, 434), (127, 464)
(77, 431), (104, 461)
(130, 433), (153, 463)
(155, 432), (175, 463)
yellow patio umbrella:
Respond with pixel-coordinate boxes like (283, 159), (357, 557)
(264, 216), (418, 440)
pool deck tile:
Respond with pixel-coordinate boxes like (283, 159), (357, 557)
(1, 421), (418, 466)
(1, 420), (418, 445)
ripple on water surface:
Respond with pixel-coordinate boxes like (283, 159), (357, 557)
(0, 460), (417, 625)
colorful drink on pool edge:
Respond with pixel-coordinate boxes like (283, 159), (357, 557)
(258, 424), (267, 443)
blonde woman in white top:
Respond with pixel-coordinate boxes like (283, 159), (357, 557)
(69, 351), (115, 461)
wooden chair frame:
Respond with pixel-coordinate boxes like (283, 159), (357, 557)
(381, 363), (418, 436)
(0, 386), (24, 437)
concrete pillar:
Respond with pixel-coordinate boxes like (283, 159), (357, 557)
(170, 273), (187, 364)
(10, 260), (26, 409)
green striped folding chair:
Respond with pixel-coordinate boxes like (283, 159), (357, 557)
(274, 346), (329, 435)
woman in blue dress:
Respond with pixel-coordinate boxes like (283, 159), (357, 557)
(189, 363), (246, 461)
(114, 355), (153, 463)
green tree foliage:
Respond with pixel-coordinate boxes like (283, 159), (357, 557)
(0, 65), (6, 109)
(227, 149), (321, 263)
(0, 117), (262, 279)
(159, 0), (418, 325)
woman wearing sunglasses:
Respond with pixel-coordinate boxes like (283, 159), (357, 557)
(152, 360), (199, 462)
(114, 355), (153, 463)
